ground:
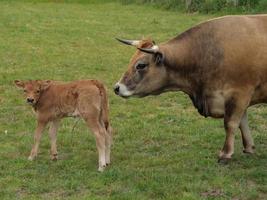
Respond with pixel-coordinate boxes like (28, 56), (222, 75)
(0, 1), (266, 200)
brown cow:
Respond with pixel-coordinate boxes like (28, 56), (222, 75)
(15, 80), (112, 171)
(114, 15), (267, 163)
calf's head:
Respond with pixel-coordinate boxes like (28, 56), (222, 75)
(114, 38), (168, 98)
(14, 80), (51, 105)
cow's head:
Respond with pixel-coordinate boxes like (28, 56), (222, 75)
(114, 38), (168, 98)
(14, 80), (51, 105)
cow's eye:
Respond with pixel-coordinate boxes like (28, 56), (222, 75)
(136, 63), (148, 70)
(36, 90), (40, 93)
(23, 89), (27, 93)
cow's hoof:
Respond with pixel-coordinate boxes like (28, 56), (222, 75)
(243, 149), (254, 154)
(218, 157), (231, 165)
(243, 146), (255, 154)
(218, 150), (232, 164)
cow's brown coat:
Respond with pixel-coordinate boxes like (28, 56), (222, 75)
(115, 15), (267, 162)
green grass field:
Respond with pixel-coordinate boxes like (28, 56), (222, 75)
(0, 1), (266, 199)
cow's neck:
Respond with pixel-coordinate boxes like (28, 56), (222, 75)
(164, 69), (190, 93)
(161, 41), (198, 96)
(161, 41), (209, 117)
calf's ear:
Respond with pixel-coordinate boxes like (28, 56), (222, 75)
(41, 80), (52, 91)
(14, 80), (25, 88)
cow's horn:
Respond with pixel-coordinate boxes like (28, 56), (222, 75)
(116, 38), (140, 46)
(137, 45), (159, 54)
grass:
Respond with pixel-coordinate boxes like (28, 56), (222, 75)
(120, 0), (267, 14)
(0, 1), (266, 199)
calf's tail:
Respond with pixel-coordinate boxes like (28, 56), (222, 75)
(93, 80), (111, 133)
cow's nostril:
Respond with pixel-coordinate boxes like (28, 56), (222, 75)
(113, 84), (120, 95)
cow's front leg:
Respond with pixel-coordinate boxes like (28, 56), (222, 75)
(218, 94), (250, 163)
(28, 120), (48, 161)
(49, 120), (60, 161)
(239, 111), (255, 154)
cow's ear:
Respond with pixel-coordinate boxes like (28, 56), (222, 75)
(154, 52), (164, 65)
(137, 46), (164, 65)
(41, 80), (52, 91)
(14, 80), (25, 88)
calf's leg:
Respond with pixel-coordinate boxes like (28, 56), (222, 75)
(104, 124), (112, 165)
(82, 108), (106, 172)
(49, 120), (60, 160)
(239, 111), (255, 154)
(28, 120), (48, 161)
(87, 120), (107, 172)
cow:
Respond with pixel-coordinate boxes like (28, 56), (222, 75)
(15, 80), (112, 171)
(114, 15), (267, 163)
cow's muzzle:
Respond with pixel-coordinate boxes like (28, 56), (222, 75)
(113, 83), (133, 98)
(113, 84), (120, 95)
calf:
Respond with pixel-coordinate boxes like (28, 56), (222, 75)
(15, 79), (112, 171)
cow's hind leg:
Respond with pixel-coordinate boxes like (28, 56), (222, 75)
(49, 120), (60, 160)
(218, 94), (251, 163)
(239, 111), (255, 154)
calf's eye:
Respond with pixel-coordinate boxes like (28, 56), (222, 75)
(36, 90), (40, 93)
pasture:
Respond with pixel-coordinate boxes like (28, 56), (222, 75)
(0, 1), (266, 199)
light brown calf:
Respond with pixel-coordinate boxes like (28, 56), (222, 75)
(15, 80), (112, 172)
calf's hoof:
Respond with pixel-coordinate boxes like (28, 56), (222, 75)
(28, 156), (35, 161)
(98, 165), (106, 172)
(50, 154), (58, 161)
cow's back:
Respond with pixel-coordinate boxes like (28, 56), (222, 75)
(209, 16), (267, 103)
(167, 15), (267, 111)
(175, 15), (267, 89)
(212, 15), (267, 68)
